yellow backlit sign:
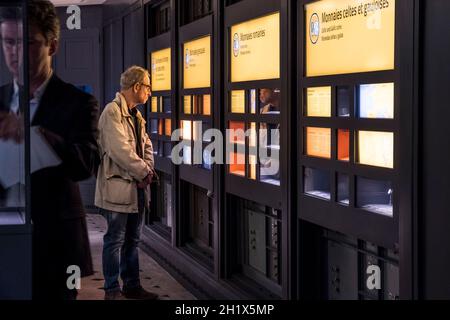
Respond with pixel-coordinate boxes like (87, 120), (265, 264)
(151, 48), (171, 91)
(305, 0), (395, 76)
(306, 86), (331, 117)
(231, 90), (246, 113)
(358, 130), (393, 168)
(306, 127), (331, 159)
(231, 12), (280, 82)
(183, 36), (211, 89)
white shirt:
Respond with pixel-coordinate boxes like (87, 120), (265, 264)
(9, 70), (53, 121)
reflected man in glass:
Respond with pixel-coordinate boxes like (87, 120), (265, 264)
(0, 1), (100, 300)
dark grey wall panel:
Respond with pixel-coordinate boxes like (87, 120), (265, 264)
(421, 0), (450, 299)
(123, 7), (145, 69)
(0, 234), (32, 299)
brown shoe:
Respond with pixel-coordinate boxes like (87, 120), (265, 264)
(104, 290), (127, 300)
(122, 286), (158, 300)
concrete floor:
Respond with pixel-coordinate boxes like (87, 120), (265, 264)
(76, 214), (196, 300)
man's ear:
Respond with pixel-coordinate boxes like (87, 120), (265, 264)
(49, 38), (59, 56)
(133, 83), (140, 93)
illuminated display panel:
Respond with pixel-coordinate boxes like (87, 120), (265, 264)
(183, 36), (211, 89)
(359, 83), (394, 119)
(358, 131), (393, 168)
(184, 95), (191, 114)
(338, 129), (350, 161)
(249, 154), (257, 180)
(230, 152), (245, 176)
(151, 97), (158, 112)
(306, 127), (331, 159)
(306, 86), (331, 117)
(164, 119), (172, 136)
(229, 121), (246, 145)
(151, 48), (171, 91)
(203, 95), (211, 115)
(231, 12), (280, 82)
(231, 90), (246, 113)
(305, 0), (395, 76)
(158, 119), (163, 135)
(181, 120), (192, 140)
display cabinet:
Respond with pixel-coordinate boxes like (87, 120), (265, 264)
(223, 0), (292, 298)
(297, 0), (415, 299)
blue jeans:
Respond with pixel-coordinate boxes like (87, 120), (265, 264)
(101, 209), (144, 293)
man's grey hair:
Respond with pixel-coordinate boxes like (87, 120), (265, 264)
(120, 66), (150, 91)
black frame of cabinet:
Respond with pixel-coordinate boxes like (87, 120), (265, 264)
(297, 0), (417, 299)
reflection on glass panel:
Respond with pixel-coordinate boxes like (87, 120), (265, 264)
(338, 129), (350, 161)
(250, 89), (256, 114)
(203, 94), (211, 115)
(193, 121), (202, 142)
(164, 118), (171, 136)
(358, 131), (394, 168)
(259, 88), (280, 114)
(248, 209), (266, 274)
(249, 122), (257, 147)
(241, 200), (281, 285)
(359, 83), (394, 119)
(306, 86), (331, 117)
(150, 119), (158, 134)
(151, 96), (158, 112)
(260, 123), (280, 186)
(231, 90), (245, 113)
(229, 152), (245, 176)
(159, 96), (163, 112)
(158, 119), (163, 135)
(337, 86), (351, 117)
(183, 145), (192, 164)
(152, 141), (159, 155)
(193, 95), (201, 114)
(249, 155), (257, 180)
(337, 173), (349, 205)
(163, 96), (171, 113)
(306, 127), (331, 159)
(183, 95), (191, 114)
(164, 180), (172, 228)
(163, 142), (172, 158)
(356, 176), (393, 217)
(181, 120), (192, 140)
(203, 148), (212, 170)
(202, 122), (212, 142)
(229, 121), (245, 145)
(304, 167), (330, 200)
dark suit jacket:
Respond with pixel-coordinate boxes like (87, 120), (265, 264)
(0, 75), (99, 288)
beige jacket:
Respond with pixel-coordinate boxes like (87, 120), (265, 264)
(95, 92), (154, 213)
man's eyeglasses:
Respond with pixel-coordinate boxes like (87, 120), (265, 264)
(139, 83), (151, 92)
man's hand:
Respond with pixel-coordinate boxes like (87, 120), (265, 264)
(0, 112), (24, 143)
(137, 171), (154, 189)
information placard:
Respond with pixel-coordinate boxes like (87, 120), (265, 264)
(151, 48), (171, 91)
(231, 12), (280, 82)
(305, 0), (395, 76)
(358, 130), (393, 168)
(183, 36), (211, 89)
